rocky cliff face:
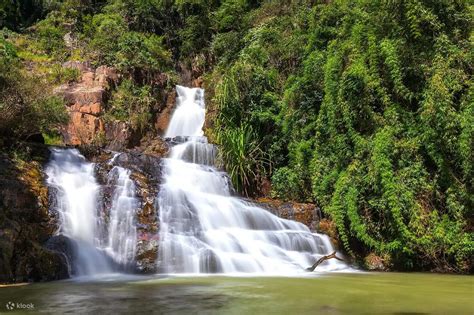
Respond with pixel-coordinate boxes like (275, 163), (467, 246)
(0, 146), (68, 283)
(55, 61), (175, 151)
(55, 62), (119, 146)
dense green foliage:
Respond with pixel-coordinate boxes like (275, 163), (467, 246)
(105, 79), (155, 133)
(1, 0), (472, 272)
(206, 1), (473, 272)
(0, 33), (68, 146)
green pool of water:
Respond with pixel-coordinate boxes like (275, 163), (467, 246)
(1, 273), (472, 314)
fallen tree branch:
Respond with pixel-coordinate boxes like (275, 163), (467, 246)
(305, 251), (344, 272)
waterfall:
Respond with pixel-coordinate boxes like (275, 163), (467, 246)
(105, 166), (138, 269)
(46, 149), (138, 275)
(158, 85), (346, 274)
(165, 86), (205, 138)
(46, 148), (112, 275)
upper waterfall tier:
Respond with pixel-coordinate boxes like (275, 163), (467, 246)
(165, 85), (205, 138)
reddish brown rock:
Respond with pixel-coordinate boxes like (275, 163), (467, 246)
(69, 102), (102, 115)
(55, 64), (119, 145)
(192, 76), (203, 88)
(138, 134), (169, 157)
(155, 90), (177, 136)
(95, 66), (119, 88)
(61, 111), (104, 145)
(364, 253), (391, 271)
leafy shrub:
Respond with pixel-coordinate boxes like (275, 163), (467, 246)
(208, 0), (473, 272)
(271, 167), (304, 201)
(48, 64), (80, 84)
(33, 10), (68, 60)
(115, 31), (171, 82)
(216, 124), (270, 197)
(105, 80), (154, 134)
(88, 13), (128, 65)
(0, 36), (68, 146)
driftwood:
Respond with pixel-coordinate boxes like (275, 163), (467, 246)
(305, 251), (344, 272)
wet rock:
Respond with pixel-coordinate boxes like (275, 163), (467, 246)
(317, 218), (340, 248)
(44, 235), (77, 275)
(0, 149), (67, 283)
(89, 149), (162, 273)
(113, 151), (162, 179)
(136, 238), (158, 273)
(255, 198), (321, 232)
(136, 134), (169, 157)
(14, 242), (70, 282)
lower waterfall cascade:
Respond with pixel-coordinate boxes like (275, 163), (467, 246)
(46, 149), (139, 275)
(157, 85), (347, 274)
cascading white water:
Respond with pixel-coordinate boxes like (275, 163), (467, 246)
(165, 86), (205, 138)
(106, 166), (139, 268)
(105, 166), (138, 269)
(46, 149), (139, 275)
(46, 148), (111, 275)
(158, 85), (346, 274)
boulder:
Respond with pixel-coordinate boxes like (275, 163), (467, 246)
(135, 238), (158, 273)
(192, 76), (203, 88)
(104, 121), (133, 151)
(256, 198), (321, 232)
(364, 253), (391, 271)
(137, 134), (169, 157)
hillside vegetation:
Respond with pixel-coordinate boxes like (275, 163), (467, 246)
(1, 0), (472, 272)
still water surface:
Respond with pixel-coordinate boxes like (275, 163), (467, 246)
(1, 273), (472, 314)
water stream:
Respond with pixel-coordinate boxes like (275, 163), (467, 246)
(158, 85), (346, 274)
(46, 148), (112, 275)
(46, 149), (139, 275)
(105, 166), (138, 270)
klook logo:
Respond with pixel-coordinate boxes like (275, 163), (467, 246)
(5, 301), (34, 311)
(5, 302), (15, 310)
